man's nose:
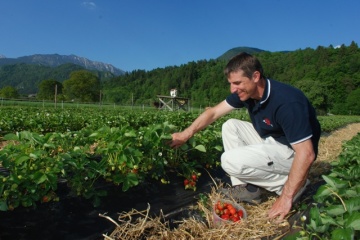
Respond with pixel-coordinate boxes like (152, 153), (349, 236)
(230, 85), (237, 93)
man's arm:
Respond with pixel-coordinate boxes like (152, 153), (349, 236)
(268, 138), (315, 221)
(169, 100), (233, 148)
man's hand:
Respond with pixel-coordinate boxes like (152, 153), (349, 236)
(169, 131), (191, 148)
(168, 101), (233, 149)
(268, 194), (292, 222)
(268, 139), (315, 222)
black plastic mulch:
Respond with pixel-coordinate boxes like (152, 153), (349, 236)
(0, 166), (323, 240)
(0, 168), (227, 240)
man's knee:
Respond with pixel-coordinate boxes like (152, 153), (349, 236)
(220, 151), (231, 170)
(222, 118), (241, 132)
(221, 151), (245, 175)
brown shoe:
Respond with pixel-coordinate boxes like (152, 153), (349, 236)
(220, 185), (262, 204)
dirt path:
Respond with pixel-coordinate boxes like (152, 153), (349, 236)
(310, 122), (360, 181)
(317, 122), (360, 161)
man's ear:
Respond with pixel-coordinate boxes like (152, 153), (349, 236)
(252, 71), (261, 82)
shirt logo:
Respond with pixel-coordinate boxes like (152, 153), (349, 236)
(263, 118), (273, 127)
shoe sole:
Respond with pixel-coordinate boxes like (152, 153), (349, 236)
(219, 186), (262, 204)
(229, 192), (262, 205)
(243, 198), (262, 204)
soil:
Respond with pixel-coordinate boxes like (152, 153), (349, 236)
(0, 123), (360, 240)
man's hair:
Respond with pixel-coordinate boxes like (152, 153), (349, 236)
(224, 52), (265, 79)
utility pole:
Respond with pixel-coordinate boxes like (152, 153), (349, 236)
(54, 84), (58, 109)
(132, 93), (134, 109)
(99, 90), (102, 106)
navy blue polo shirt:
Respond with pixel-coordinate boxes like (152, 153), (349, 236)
(226, 79), (321, 157)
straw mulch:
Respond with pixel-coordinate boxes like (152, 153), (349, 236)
(101, 187), (289, 240)
(102, 123), (360, 240)
(309, 122), (360, 178)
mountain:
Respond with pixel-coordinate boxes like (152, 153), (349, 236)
(216, 47), (267, 61)
(0, 54), (124, 76)
(0, 63), (98, 94)
(0, 47), (279, 96)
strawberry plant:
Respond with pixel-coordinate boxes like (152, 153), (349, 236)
(293, 133), (360, 239)
(90, 125), (143, 191)
(1, 106), (359, 212)
(0, 131), (63, 210)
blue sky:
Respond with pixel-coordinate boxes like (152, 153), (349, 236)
(1, 0), (359, 72)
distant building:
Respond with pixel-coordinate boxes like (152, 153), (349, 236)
(170, 89), (177, 97)
(157, 89), (189, 111)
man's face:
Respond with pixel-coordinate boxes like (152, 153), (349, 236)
(228, 70), (258, 101)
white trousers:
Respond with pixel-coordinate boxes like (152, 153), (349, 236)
(221, 119), (295, 195)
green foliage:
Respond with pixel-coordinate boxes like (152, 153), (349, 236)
(0, 106), (358, 211)
(63, 70), (101, 102)
(318, 115), (360, 132)
(0, 107), (229, 210)
(102, 43), (360, 113)
(0, 63), (84, 94)
(1, 44), (359, 112)
(0, 131), (64, 210)
(345, 88), (360, 115)
(0, 86), (19, 99)
(0, 63), (113, 95)
(296, 133), (360, 239)
(37, 79), (63, 100)
(294, 80), (328, 111)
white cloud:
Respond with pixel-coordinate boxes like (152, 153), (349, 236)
(82, 1), (97, 10)
(334, 45), (341, 49)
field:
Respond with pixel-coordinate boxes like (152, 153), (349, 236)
(104, 123), (360, 240)
(0, 105), (360, 239)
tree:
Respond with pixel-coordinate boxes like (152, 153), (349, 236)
(62, 70), (101, 102)
(37, 79), (62, 100)
(99, 43), (360, 110)
(0, 86), (19, 99)
(294, 79), (329, 113)
(345, 88), (360, 115)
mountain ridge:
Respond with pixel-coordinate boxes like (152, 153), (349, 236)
(216, 47), (267, 61)
(0, 47), (271, 75)
(0, 53), (124, 76)
(0, 47), (274, 95)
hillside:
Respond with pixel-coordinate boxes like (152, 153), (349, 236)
(217, 47), (267, 61)
(0, 54), (124, 76)
(0, 47), (262, 96)
(0, 44), (359, 115)
(0, 63), (114, 95)
(102, 42), (360, 115)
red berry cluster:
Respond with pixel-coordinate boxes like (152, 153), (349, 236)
(215, 200), (244, 222)
(183, 173), (198, 191)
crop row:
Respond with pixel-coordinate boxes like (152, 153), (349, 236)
(0, 117), (224, 211)
(0, 106), (359, 211)
(295, 133), (360, 239)
(1, 107), (359, 135)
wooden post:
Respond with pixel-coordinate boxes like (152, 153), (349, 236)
(156, 95), (189, 111)
(54, 84), (57, 109)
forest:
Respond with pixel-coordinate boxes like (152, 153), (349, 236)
(0, 63), (114, 95)
(0, 42), (359, 115)
(102, 41), (360, 115)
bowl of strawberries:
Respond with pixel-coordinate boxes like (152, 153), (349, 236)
(213, 199), (247, 225)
